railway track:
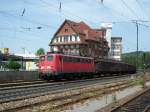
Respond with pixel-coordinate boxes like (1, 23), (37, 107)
(0, 75), (130, 104)
(111, 87), (150, 112)
(0, 75), (133, 112)
(0, 80), (46, 88)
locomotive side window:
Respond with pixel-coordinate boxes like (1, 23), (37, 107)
(76, 58), (80, 62)
(62, 56), (81, 63)
(73, 58), (80, 62)
(62, 56), (68, 62)
(47, 56), (53, 61)
(88, 59), (92, 63)
(67, 57), (72, 62)
(81, 59), (85, 63)
(70, 57), (75, 62)
(72, 58), (76, 62)
(80, 59), (83, 63)
(40, 56), (45, 61)
(80, 58), (91, 63)
(61, 56), (93, 63)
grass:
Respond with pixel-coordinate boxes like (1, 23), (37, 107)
(132, 76), (146, 88)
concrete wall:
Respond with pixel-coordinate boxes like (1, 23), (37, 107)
(0, 71), (39, 82)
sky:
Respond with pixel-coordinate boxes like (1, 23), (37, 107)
(0, 0), (150, 54)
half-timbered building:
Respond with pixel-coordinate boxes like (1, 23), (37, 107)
(49, 19), (109, 58)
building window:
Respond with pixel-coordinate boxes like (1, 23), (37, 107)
(65, 45), (69, 49)
(53, 37), (59, 43)
(117, 45), (120, 49)
(64, 36), (66, 42)
(56, 37), (58, 42)
(113, 52), (120, 56)
(75, 35), (77, 41)
(111, 45), (115, 49)
(75, 45), (79, 49)
(72, 35), (75, 42)
(77, 35), (80, 41)
(68, 35), (70, 42)
(62, 36), (64, 42)
(71, 45), (75, 49)
(60, 36), (62, 42)
(66, 36), (69, 42)
(53, 38), (56, 43)
(64, 36), (68, 42)
(65, 29), (68, 32)
(58, 36), (60, 42)
(117, 39), (121, 42)
(70, 35), (72, 41)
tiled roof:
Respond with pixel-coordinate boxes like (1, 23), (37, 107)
(65, 19), (105, 41)
(53, 19), (106, 42)
(65, 19), (90, 35)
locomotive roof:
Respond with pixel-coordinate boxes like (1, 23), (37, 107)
(97, 58), (135, 66)
(46, 53), (94, 59)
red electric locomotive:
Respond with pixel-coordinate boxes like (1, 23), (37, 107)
(38, 52), (95, 80)
(38, 52), (136, 80)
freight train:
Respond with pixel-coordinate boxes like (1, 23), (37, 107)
(38, 52), (136, 80)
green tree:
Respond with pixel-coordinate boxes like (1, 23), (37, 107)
(7, 59), (21, 70)
(122, 51), (150, 70)
(36, 48), (45, 55)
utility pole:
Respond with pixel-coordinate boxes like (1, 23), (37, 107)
(132, 20), (149, 69)
(136, 21), (139, 68)
(22, 47), (25, 54)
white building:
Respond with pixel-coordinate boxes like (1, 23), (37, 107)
(111, 37), (122, 61)
(101, 23), (113, 58)
(14, 53), (39, 71)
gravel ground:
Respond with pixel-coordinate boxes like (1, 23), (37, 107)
(1, 73), (149, 112)
(0, 81), (128, 112)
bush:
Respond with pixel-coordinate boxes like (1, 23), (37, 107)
(133, 77), (146, 88)
(7, 59), (21, 70)
(138, 78), (145, 88)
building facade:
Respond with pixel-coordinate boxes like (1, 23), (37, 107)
(111, 37), (122, 61)
(0, 53), (23, 71)
(15, 53), (39, 71)
(49, 19), (109, 58)
(101, 23), (113, 58)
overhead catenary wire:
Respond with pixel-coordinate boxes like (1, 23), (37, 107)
(0, 10), (57, 29)
(120, 0), (140, 20)
(135, 0), (150, 20)
(0, 0), (150, 53)
(21, 8), (26, 16)
(95, 0), (150, 27)
(94, 0), (141, 25)
(0, 28), (48, 43)
(39, 0), (100, 25)
(130, 19), (149, 67)
(1, 0), (150, 30)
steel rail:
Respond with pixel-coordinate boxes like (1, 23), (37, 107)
(0, 80), (46, 88)
(111, 88), (150, 112)
(0, 75), (130, 104)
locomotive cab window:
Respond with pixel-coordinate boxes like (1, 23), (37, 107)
(47, 56), (53, 61)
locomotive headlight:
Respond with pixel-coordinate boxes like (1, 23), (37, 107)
(41, 66), (44, 69)
(47, 66), (51, 69)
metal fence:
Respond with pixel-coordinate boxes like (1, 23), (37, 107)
(0, 71), (39, 82)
